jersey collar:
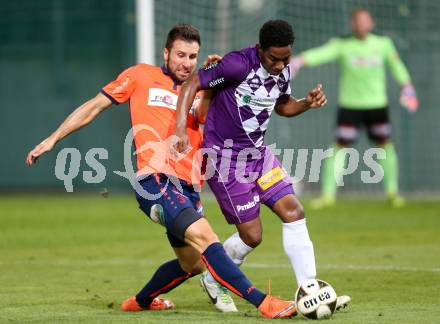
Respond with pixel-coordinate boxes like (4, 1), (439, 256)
(161, 65), (182, 90)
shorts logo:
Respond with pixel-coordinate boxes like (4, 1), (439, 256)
(171, 187), (187, 204)
(257, 166), (285, 191)
(149, 204), (165, 226)
(236, 195), (260, 212)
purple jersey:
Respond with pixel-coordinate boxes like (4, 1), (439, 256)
(198, 45), (291, 151)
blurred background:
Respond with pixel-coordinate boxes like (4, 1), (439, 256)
(1, 0), (439, 195)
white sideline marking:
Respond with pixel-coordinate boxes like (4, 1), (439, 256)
(244, 263), (440, 273)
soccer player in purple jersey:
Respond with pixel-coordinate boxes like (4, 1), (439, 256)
(26, 24), (299, 320)
(175, 20), (351, 312)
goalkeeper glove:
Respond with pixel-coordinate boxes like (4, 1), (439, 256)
(400, 84), (419, 113)
(289, 56), (305, 79)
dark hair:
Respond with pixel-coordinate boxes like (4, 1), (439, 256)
(259, 20), (295, 50)
(165, 24), (201, 51)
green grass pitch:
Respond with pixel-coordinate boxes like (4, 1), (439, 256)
(1, 194), (439, 323)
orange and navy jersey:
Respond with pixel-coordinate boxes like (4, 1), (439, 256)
(101, 64), (203, 185)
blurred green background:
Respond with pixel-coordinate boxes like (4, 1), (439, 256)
(1, 0), (439, 194)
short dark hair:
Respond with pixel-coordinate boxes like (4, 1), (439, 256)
(165, 24), (201, 51)
(259, 20), (295, 50)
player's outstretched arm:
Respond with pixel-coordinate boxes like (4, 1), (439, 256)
(25, 93), (112, 166)
(174, 73), (202, 153)
(290, 38), (341, 78)
(195, 89), (214, 124)
(275, 84), (327, 117)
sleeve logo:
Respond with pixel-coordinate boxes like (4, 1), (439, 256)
(208, 77), (225, 88)
(203, 62), (219, 70)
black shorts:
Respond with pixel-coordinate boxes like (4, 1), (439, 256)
(335, 107), (391, 144)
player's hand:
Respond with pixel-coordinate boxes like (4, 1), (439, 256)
(305, 84), (327, 108)
(26, 137), (56, 166)
(400, 84), (419, 113)
(201, 54), (222, 68)
(172, 132), (190, 155)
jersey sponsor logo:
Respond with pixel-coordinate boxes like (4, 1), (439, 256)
(235, 89), (275, 108)
(208, 77), (225, 88)
(148, 88), (178, 109)
(350, 56), (382, 67)
(243, 95), (251, 103)
(236, 195), (260, 212)
(147, 88), (200, 111)
(257, 166), (286, 190)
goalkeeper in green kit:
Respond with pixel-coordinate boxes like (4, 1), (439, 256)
(290, 8), (419, 208)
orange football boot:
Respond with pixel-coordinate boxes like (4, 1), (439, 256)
(121, 296), (175, 311)
(258, 295), (297, 319)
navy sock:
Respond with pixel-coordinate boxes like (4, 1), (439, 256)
(135, 259), (193, 308)
(201, 242), (266, 307)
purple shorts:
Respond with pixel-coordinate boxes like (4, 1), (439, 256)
(206, 146), (294, 224)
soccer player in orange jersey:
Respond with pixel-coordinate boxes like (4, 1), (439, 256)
(25, 24), (297, 319)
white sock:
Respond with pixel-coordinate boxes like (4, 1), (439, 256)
(282, 219), (317, 286)
(205, 232), (253, 284)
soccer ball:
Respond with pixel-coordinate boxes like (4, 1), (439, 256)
(295, 279), (338, 320)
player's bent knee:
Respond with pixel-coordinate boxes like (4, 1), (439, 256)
(283, 200), (305, 222)
(293, 203), (305, 220)
(185, 217), (219, 252)
(239, 230), (262, 248)
(275, 195), (305, 222)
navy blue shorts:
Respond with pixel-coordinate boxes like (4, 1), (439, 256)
(135, 174), (203, 247)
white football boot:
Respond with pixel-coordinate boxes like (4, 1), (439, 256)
(200, 271), (238, 312)
(336, 295), (351, 310)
